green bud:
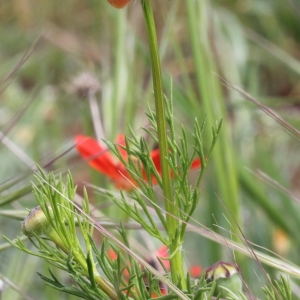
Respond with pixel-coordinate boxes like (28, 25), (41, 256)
(205, 261), (243, 299)
(21, 206), (52, 237)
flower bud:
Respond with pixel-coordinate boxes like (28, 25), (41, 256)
(107, 0), (131, 9)
(21, 206), (52, 237)
(205, 261), (243, 299)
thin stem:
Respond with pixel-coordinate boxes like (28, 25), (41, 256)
(48, 229), (118, 299)
(88, 91), (104, 143)
(140, 0), (186, 289)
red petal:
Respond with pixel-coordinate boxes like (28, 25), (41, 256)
(107, 0), (130, 9)
(144, 148), (161, 185)
(191, 158), (201, 169)
(75, 135), (124, 180)
(189, 265), (202, 277)
(107, 249), (118, 261)
(151, 151), (202, 173)
(150, 148), (161, 173)
(148, 151), (202, 185)
(156, 245), (170, 270)
(113, 169), (137, 191)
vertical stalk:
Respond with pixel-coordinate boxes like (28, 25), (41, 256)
(140, 0), (186, 289)
(185, 0), (241, 248)
(110, 11), (126, 139)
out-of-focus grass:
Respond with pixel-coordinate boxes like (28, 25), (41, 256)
(1, 0), (300, 299)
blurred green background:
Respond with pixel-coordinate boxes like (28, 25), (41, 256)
(1, 0), (300, 299)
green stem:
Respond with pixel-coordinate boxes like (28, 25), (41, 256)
(185, 0), (241, 243)
(140, 0), (186, 289)
(48, 230), (118, 300)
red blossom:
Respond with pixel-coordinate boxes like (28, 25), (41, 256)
(107, 0), (130, 9)
(75, 134), (201, 191)
(189, 265), (202, 277)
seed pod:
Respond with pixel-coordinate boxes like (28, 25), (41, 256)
(107, 0), (131, 9)
(205, 261), (243, 299)
(21, 206), (52, 237)
(70, 72), (100, 99)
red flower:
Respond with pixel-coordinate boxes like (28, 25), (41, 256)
(107, 0), (130, 9)
(75, 134), (201, 191)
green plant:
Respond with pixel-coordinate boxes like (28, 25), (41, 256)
(2, 0), (300, 299)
